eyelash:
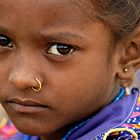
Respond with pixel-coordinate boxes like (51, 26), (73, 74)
(46, 43), (75, 56)
(0, 34), (13, 48)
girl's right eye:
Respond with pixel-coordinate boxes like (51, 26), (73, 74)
(0, 35), (13, 48)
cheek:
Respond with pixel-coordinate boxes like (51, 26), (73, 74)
(0, 55), (17, 102)
(48, 61), (113, 120)
(0, 80), (10, 103)
(0, 62), (10, 84)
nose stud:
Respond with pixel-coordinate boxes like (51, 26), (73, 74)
(32, 78), (42, 92)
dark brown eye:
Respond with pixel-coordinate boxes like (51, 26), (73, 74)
(0, 35), (12, 47)
(47, 44), (74, 56)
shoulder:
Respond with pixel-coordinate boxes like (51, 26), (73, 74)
(10, 132), (39, 140)
(96, 90), (140, 140)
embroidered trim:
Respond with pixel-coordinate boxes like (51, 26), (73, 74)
(103, 128), (138, 140)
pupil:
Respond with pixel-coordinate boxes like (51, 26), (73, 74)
(57, 45), (71, 55)
(0, 36), (10, 46)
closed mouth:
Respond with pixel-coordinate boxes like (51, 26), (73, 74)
(7, 97), (50, 113)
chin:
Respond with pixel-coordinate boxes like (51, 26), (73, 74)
(11, 117), (64, 136)
(14, 124), (54, 136)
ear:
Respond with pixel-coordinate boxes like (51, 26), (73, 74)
(117, 26), (140, 87)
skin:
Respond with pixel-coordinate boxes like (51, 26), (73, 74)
(0, 0), (138, 140)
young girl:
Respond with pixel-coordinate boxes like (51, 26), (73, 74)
(0, 0), (140, 140)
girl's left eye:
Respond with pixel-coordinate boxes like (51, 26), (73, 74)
(46, 44), (75, 56)
(0, 35), (13, 48)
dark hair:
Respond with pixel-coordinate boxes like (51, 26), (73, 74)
(89, 0), (140, 41)
(72, 0), (140, 42)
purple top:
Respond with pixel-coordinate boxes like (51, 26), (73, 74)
(10, 91), (139, 140)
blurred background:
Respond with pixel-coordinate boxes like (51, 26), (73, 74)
(133, 70), (140, 88)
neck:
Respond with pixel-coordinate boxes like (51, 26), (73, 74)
(40, 117), (90, 140)
(40, 123), (78, 140)
(40, 131), (65, 140)
(40, 134), (62, 140)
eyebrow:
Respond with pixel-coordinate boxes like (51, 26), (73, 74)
(0, 24), (86, 43)
(40, 31), (85, 42)
(0, 24), (16, 37)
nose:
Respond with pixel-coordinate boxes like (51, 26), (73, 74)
(8, 56), (42, 91)
(9, 71), (41, 91)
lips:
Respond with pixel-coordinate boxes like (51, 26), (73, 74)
(7, 97), (50, 113)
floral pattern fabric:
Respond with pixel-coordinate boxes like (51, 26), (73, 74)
(96, 93), (140, 140)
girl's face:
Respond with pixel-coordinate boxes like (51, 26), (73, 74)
(0, 0), (120, 137)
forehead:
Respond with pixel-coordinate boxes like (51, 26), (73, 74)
(0, 0), (95, 31)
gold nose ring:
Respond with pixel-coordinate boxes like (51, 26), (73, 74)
(32, 78), (42, 92)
